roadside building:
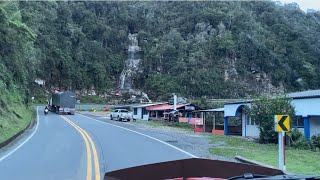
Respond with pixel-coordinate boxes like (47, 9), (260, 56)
(199, 108), (225, 134)
(146, 103), (203, 125)
(132, 103), (167, 121)
(222, 90), (320, 140)
(223, 100), (255, 137)
(288, 90), (320, 140)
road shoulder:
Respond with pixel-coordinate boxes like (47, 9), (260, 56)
(0, 107), (38, 161)
(78, 111), (235, 162)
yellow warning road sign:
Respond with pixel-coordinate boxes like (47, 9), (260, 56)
(274, 115), (290, 132)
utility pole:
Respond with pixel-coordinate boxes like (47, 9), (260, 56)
(173, 94), (177, 111)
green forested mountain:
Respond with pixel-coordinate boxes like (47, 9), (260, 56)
(1, 1), (320, 102)
(0, 2), (35, 142)
(0, 1), (39, 106)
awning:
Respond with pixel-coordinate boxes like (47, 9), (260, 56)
(199, 108), (224, 112)
(146, 103), (190, 111)
(169, 110), (178, 114)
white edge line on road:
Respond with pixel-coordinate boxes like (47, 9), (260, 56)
(78, 114), (198, 158)
(0, 106), (40, 162)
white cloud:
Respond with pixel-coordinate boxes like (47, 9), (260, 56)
(277, 0), (320, 11)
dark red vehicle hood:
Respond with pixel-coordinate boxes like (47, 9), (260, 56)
(104, 158), (284, 180)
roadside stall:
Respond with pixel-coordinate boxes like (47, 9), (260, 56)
(199, 108), (225, 135)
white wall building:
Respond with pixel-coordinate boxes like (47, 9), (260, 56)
(132, 104), (157, 121)
(223, 90), (320, 140)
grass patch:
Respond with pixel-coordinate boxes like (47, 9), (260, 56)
(136, 120), (193, 131)
(209, 135), (320, 175)
(0, 83), (33, 145)
(0, 104), (33, 144)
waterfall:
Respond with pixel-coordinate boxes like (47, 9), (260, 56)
(119, 33), (141, 90)
(118, 33), (152, 103)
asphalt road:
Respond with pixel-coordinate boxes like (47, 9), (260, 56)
(0, 107), (192, 180)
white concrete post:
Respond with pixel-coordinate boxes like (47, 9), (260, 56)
(278, 132), (286, 171)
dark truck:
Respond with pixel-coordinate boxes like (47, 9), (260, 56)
(48, 91), (76, 115)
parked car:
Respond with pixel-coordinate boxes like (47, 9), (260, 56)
(110, 109), (132, 121)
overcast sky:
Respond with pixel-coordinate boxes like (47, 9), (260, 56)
(277, 0), (320, 11)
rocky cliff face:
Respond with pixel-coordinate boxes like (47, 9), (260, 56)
(224, 58), (285, 97)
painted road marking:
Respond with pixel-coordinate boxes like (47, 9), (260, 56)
(0, 107), (40, 162)
(62, 116), (100, 180)
(78, 114), (197, 158)
(66, 118), (100, 180)
(61, 116), (92, 180)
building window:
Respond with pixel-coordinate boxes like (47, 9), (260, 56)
(297, 118), (304, 127)
(134, 108), (137, 115)
(142, 108), (148, 115)
(246, 116), (250, 125)
(294, 116), (304, 128)
(246, 115), (256, 126)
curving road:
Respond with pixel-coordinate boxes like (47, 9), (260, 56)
(0, 107), (193, 180)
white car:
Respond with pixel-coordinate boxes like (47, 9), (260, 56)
(110, 109), (133, 121)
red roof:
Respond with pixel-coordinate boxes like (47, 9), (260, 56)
(146, 103), (190, 111)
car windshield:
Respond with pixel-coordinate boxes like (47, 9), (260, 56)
(0, 1), (319, 180)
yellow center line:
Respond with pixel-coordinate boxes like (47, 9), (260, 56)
(61, 116), (101, 180)
(61, 116), (92, 180)
(80, 127), (101, 180)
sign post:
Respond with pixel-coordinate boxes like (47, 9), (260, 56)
(274, 115), (290, 171)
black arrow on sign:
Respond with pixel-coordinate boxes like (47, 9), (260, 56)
(278, 115), (288, 131)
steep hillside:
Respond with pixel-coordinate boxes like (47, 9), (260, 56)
(0, 2), (35, 143)
(17, 1), (320, 101)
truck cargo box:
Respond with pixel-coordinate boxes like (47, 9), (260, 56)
(52, 91), (76, 108)
(49, 91), (76, 114)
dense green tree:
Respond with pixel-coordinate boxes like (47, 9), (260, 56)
(249, 96), (295, 143)
(7, 1), (319, 100)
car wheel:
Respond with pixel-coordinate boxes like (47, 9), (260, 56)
(128, 119), (131, 122)
(110, 115), (113, 120)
